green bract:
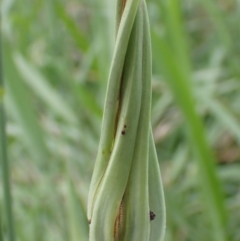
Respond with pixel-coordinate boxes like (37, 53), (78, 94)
(88, 1), (166, 241)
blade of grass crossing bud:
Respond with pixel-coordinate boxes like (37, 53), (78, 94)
(149, 129), (166, 241)
(88, 0), (141, 219)
(89, 12), (142, 241)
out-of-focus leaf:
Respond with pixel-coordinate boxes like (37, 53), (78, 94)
(4, 42), (48, 162)
(56, 3), (89, 52)
(14, 53), (78, 125)
(151, 0), (229, 239)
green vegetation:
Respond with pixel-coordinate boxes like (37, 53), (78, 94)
(88, 1), (165, 240)
(0, 0), (240, 241)
(0, 15), (16, 241)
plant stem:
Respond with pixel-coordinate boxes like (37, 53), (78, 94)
(0, 15), (16, 241)
(0, 214), (3, 241)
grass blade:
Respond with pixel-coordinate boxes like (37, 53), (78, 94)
(13, 53), (78, 125)
(3, 43), (48, 162)
(56, 3), (89, 52)
(152, 0), (229, 240)
(0, 18), (16, 241)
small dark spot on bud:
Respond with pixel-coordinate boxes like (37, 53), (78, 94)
(88, 219), (91, 224)
(150, 211), (156, 221)
(124, 125), (127, 128)
(121, 130), (125, 135)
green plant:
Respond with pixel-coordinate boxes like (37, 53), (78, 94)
(88, 1), (165, 240)
(1, 0), (240, 240)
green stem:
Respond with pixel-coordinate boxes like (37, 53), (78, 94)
(0, 16), (16, 241)
(0, 214), (3, 241)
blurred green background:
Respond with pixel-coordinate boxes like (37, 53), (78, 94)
(1, 0), (240, 240)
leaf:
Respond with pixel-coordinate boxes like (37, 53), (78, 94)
(13, 53), (78, 125)
(4, 42), (48, 162)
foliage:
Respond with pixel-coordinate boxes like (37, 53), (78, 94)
(0, 0), (240, 240)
